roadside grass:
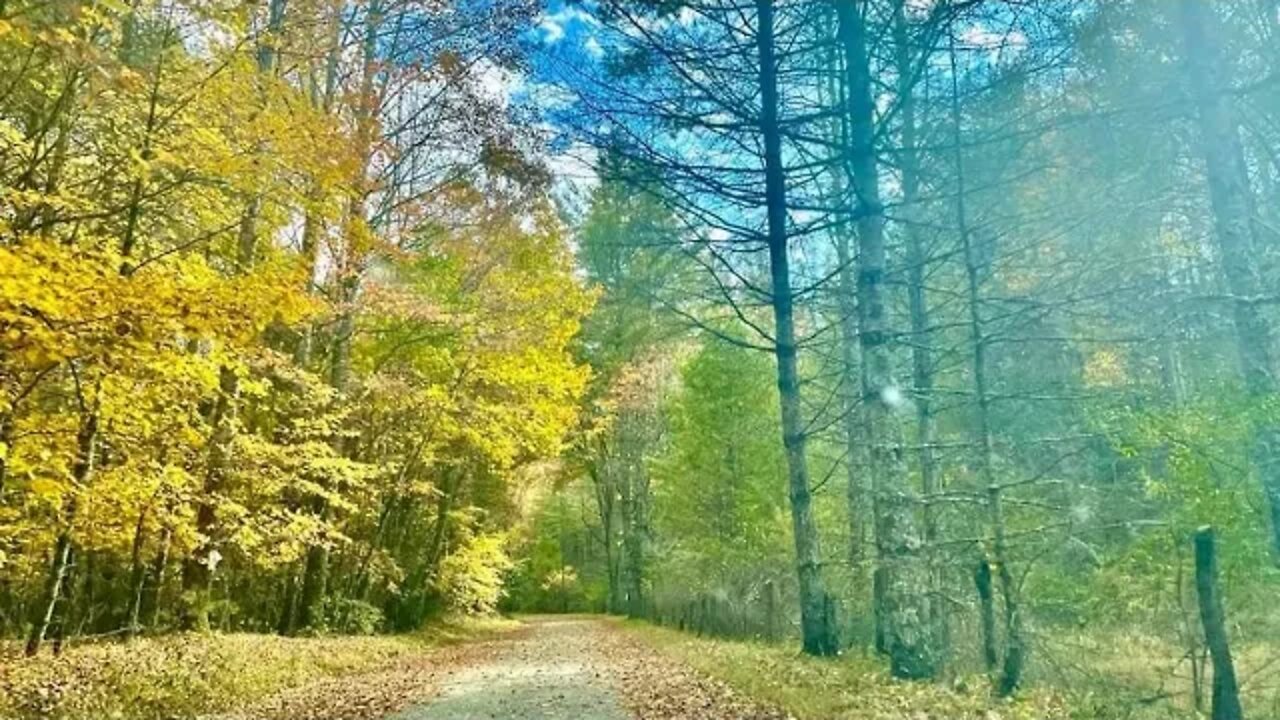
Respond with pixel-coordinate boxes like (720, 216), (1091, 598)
(620, 620), (1073, 720)
(1028, 627), (1280, 719)
(0, 616), (519, 720)
(622, 619), (1280, 719)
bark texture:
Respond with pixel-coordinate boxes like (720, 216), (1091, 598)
(1193, 527), (1243, 720)
(756, 0), (838, 657)
(837, 0), (936, 679)
(26, 410), (96, 656)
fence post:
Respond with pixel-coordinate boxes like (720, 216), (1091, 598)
(1193, 526), (1243, 720)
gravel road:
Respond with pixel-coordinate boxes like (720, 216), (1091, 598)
(222, 616), (784, 720)
(391, 618), (629, 720)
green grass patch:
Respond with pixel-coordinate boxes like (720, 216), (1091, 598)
(0, 616), (518, 720)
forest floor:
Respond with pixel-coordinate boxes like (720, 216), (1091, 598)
(218, 617), (1086, 720)
(4, 615), (1105, 720)
(0, 616), (785, 720)
(211, 617), (1242, 720)
(225, 616), (784, 720)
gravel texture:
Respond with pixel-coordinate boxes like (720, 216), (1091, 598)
(216, 617), (785, 720)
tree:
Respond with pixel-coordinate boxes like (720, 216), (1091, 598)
(835, 0), (937, 678)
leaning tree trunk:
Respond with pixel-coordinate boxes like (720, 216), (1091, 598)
(403, 469), (460, 627)
(755, 0), (838, 657)
(1180, 0), (1280, 555)
(126, 507), (148, 638)
(26, 532), (74, 657)
(26, 410), (96, 656)
(836, 0), (936, 679)
(948, 35), (1024, 695)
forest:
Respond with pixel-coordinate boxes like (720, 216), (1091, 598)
(2, 0), (1280, 719)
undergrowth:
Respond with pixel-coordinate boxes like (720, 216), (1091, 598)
(621, 620), (1076, 720)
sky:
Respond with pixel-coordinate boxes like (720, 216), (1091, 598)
(513, 1), (1040, 219)
(522, 2), (609, 208)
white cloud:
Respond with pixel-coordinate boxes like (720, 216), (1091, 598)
(540, 16), (566, 43)
(961, 24), (1028, 53)
(960, 23), (1028, 64)
(548, 140), (600, 200)
(538, 5), (600, 45)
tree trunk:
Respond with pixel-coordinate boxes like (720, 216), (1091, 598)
(893, 0), (947, 660)
(755, 0), (838, 658)
(233, 0), (288, 268)
(278, 563), (300, 636)
(589, 461), (623, 614)
(181, 367), (237, 631)
(1193, 527), (1244, 720)
(297, 536), (330, 631)
(948, 35), (1023, 695)
(816, 17), (868, 641)
(350, 494), (396, 603)
(1180, 0), (1280, 555)
(893, 0), (939, 547)
(975, 560), (998, 672)
(0, 412), (12, 497)
(50, 550), (77, 656)
(295, 215), (358, 635)
(296, 491), (330, 627)
(836, 228), (868, 568)
(26, 410), (95, 656)
(26, 531), (73, 657)
(143, 526), (171, 629)
(298, 1), (382, 631)
(126, 507), (147, 637)
(990, 487), (1024, 696)
(619, 438), (650, 619)
(764, 579), (779, 642)
(406, 469), (460, 626)
(836, 0), (935, 679)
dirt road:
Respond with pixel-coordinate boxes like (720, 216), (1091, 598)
(390, 618), (629, 720)
(222, 616), (784, 720)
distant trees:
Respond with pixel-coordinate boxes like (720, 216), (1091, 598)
(652, 340), (791, 606)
